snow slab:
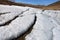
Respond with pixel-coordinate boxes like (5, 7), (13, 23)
(0, 14), (35, 40)
(25, 13), (60, 40)
(0, 4), (31, 25)
(0, 4), (30, 13)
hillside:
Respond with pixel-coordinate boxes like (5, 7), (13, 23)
(48, 1), (60, 6)
(45, 1), (60, 10)
(0, 0), (44, 8)
(0, 0), (60, 10)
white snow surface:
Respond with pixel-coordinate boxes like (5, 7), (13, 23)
(25, 10), (60, 40)
(0, 14), (35, 40)
(0, 5), (35, 40)
(0, 5), (60, 40)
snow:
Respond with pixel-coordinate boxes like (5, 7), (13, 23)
(21, 8), (43, 16)
(0, 5), (35, 40)
(43, 10), (60, 18)
(0, 14), (35, 40)
(53, 27), (60, 40)
(0, 12), (20, 25)
(0, 4), (60, 40)
(25, 13), (53, 40)
(0, 4), (31, 25)
(0, 5), (30, 13)
(25, 12), (60, 40)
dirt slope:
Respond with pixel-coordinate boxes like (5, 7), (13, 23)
(45, 1), (60, 10)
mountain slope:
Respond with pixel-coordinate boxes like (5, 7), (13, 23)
(48, 1), (60, 6)
(0, 0), (44, 8)
(0, 0), (60, 10)
(45, 1), (60, 10)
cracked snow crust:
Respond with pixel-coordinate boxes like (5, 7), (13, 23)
(0, 5), (60, 40)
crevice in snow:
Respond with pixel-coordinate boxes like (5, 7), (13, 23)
(11, 15), (37, 40)
(19, 8), (30, 15)
(0, 12), (11, 15)
(0, 8), (30, 26)
(0, 12), (11, 16)
(0, 15), (19, 26)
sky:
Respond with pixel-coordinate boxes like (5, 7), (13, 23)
(15, 0), (58, 5)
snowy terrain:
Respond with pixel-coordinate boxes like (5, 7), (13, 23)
(0, 5), (60, 40)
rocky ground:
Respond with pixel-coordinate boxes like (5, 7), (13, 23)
(0, 5), (60, 40)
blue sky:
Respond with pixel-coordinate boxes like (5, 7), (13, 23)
(15, 0), (58, 5)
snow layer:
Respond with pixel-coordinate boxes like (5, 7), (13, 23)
(25, 11), (60, 40)
(0, 5), (35, 40)
(0, 5), (30, 13)
(0, 14), (35, 40)
(0, 4), (60, 40)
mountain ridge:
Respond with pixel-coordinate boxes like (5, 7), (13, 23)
(0, 0), (60, 9)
